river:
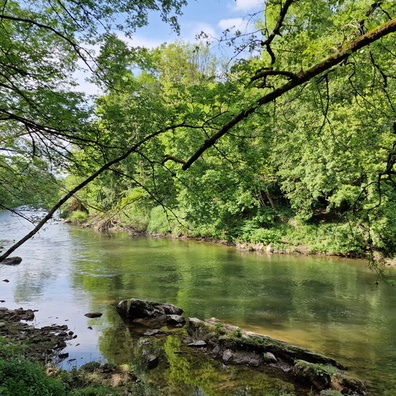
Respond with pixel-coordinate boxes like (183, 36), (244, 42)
(1, 209), (396, 395)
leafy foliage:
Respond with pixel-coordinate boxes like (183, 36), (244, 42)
(2, 0), (396, 262)
(0, 358), (65, 396)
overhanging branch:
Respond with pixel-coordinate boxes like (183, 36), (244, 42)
(182, 18), (396, 171)
(0, 122), (185, 261)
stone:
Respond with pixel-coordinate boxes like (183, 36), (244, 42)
(188, 340), (207, 347)
(1, 257), (22, 265)
(146, 354), (159, 369)
(248, 357), (261, 367)
(330, 373), (368, 395)
(167, 314), (186, 327)
(116, 299), (183, 319)
(84, 312), (103, 318)
(292, 360), (331, 390)
(263, 352), (277, 363)
(116, 298), (185, 329)
(143, 329), (173, 337)
(222, 349), (233, 362)
(185, 317), (367, 395)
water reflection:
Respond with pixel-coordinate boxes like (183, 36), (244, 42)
(1, 210), (396, 395)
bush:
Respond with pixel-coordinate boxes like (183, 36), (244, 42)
(247, 228), (282, 244)
(69, 210), (89, 223)
(0, 358), (66, 396)
(147, 206), (171, 234)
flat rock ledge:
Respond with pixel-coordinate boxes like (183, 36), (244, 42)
(186, 317), (369, 396)
(116, 299), (369, 395)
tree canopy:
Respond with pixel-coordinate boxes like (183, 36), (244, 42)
(1, 0), (396, 265)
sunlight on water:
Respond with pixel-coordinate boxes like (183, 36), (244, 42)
(1, 209), (396, 395)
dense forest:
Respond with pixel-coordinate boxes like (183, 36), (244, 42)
(1, 0), (396, 265)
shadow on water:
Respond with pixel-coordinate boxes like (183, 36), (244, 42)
(1, 209), (396, 395)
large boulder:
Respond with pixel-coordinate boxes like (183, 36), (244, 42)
(116, 299), (185, 329)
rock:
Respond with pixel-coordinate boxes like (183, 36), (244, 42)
(292, 360), (332, 390)
(84, 312), (103, 318)
(188, 340), (207, 347)
(247, 356), (261, 367)
(117, 298), (183, 319)
(263, 352), (277, 363)
(222, 349), (233, 362)
(116, 298), (185, 329)
(0, 306), (75, 363)
(132, 315), (169, 329)
(1, 257), (22, 265)
(330, 373), (368, 395)
(186, 317), (367, 395)
(167, 314), (186, 327)
(146, 354), (159, 369)
(15, 308), (35, 321)
(143, 329), (173, 337)
(81, 362), (101, 372)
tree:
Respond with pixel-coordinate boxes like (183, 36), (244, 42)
(0, 0), (187, 203)
(0, 0), (187, 259)
(1, 0), (396, 262)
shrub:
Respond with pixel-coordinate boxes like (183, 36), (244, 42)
(69, 210), (89, 223)
(0, 358), (66, 396)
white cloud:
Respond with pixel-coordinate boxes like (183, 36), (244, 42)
(180, 22), (217, 42)
(231, 0), (262, 12)
(218, 18), (249, 32)
(126, 34), (163, 49)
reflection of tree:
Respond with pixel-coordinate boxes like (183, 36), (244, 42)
(0, 210), (75, 302)
(68, 230), (396, 392)
(98, 312), (298, 396)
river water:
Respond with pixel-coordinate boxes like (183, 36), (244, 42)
(1, 209), (396, 395)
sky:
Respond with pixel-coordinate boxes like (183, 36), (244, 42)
(78, 0), (264, 93)
(126, 0), (263, 52)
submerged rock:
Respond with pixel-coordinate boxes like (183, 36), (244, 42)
(0, 307), (75, 363)
(84, 312), (103, 318)
(1, 256), (22, 265)
(186, 317), (369, 395)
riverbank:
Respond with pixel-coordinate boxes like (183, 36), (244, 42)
(1, 209), (393, 394)
(67, 212), (396, 267)
(0, 306), (157, 395)
(0, 300), (370, 396)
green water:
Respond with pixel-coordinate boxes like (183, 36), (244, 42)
(1, 210), (396, 395)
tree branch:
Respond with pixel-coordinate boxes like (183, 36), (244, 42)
(261, 0), (296, 65)
(182, 18), (396, 171)
(0, 123), (185, 261)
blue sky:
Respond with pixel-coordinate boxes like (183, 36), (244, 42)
(129, 0), (263, 50)
(78, 0), (264, 92)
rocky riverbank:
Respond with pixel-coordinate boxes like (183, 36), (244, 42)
(117, 298), (370, 396)
(0, 307), (75, 363)
(0, 298), (371, 396)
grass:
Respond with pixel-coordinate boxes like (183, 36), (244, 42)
(0, 336), (157, 396)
